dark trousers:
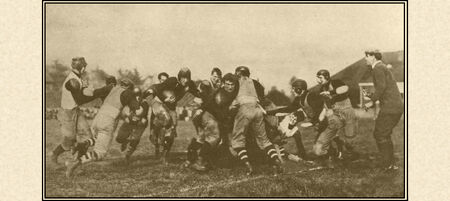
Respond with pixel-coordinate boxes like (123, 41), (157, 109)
(373, 112), (403, 167)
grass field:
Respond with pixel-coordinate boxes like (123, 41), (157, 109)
(44, 112), (405, 198)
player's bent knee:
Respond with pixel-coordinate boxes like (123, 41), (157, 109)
(116, 136), (127, 143)
(129, 139), (140, 148)
(313, 144), (326, 156)
(62, 137), (76, 150)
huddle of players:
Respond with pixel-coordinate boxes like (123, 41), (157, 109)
(52, 49), (403, 178)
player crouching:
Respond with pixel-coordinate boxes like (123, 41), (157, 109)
(266, 79), (324, 164)
(185, 72), (235, 172)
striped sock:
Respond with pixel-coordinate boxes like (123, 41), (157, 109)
(235, 148), (249, 163)
(86, 138), (95, 146)
(279, 146), (288, 159)
(80, 151), (99, 163)
(264, 145), (278, 163)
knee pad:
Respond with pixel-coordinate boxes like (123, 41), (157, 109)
(116, 136), (127, 144)
(313, 144), (325, 156)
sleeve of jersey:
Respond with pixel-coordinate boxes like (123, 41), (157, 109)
(331, 80), (349, 102)
(266, 98), (300, 115)
(93, 84), (114, 100)
(142, 102), (150, 118)
(371, 66), (386, 102)
(253, 80), (266, 102)
(120, 89), (139, 110)
(309, 93), (324, 124)
(188, 81), (201, 98)
(65, 79), (96, 105)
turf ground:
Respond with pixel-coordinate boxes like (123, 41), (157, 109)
(44, 111), (405, 198)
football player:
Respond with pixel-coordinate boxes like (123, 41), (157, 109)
(186, 72), (238, 171)
(230, 66), (282, 176)
(65, 79), (140, 178)
(115, 88), (149, 163)
(266, 79), (325, 163)
(158, 72), (169, 83)
(315, 69), (359, 167)
(50, 57), (115, 167)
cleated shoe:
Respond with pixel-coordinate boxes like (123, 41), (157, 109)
(384, 164), (399, 172)
(190, 161), (207, 172)
(272, 159), (284, 176)
(182, 160), (192, 168)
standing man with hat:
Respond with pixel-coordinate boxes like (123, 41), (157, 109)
(364, 49), (404, 171)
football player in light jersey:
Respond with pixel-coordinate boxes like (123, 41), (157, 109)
(65, 79), (140, 178)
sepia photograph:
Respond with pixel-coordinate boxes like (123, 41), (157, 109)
(43, 1), (407, 199)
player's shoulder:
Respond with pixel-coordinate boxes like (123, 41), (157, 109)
(331, 79), (346, 86)
(65, 78), (81, 90)
(373, 62), (387, 70)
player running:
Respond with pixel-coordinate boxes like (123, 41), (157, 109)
(50, 57), (115, 167)
(65, 79), (140, 178)
(115, 88), (150, 164)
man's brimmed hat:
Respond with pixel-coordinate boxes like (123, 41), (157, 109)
(364, 49), (381, 55)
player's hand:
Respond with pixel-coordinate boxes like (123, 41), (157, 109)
(363, 101), (374, 111)
(139, 118), (148, 126)
(194, 109), (203, 117)
(135, 106), (144, 116)
(193, 97), (203, 105)
(82, 87), (94, 96)
(320, 91), (332, 99)
(131, 115), (140, 122)
(165, 95), (176, 104)
(300, 122), (313, 128)
(288, 114), (297, 126)
(318, 108), (326, 122)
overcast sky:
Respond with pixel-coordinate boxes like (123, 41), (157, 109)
(45, 4), (404, 92)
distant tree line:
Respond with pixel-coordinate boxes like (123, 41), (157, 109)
(45, 61), (292, 107)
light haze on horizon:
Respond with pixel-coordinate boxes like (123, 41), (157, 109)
(46, 4), (404, 92)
